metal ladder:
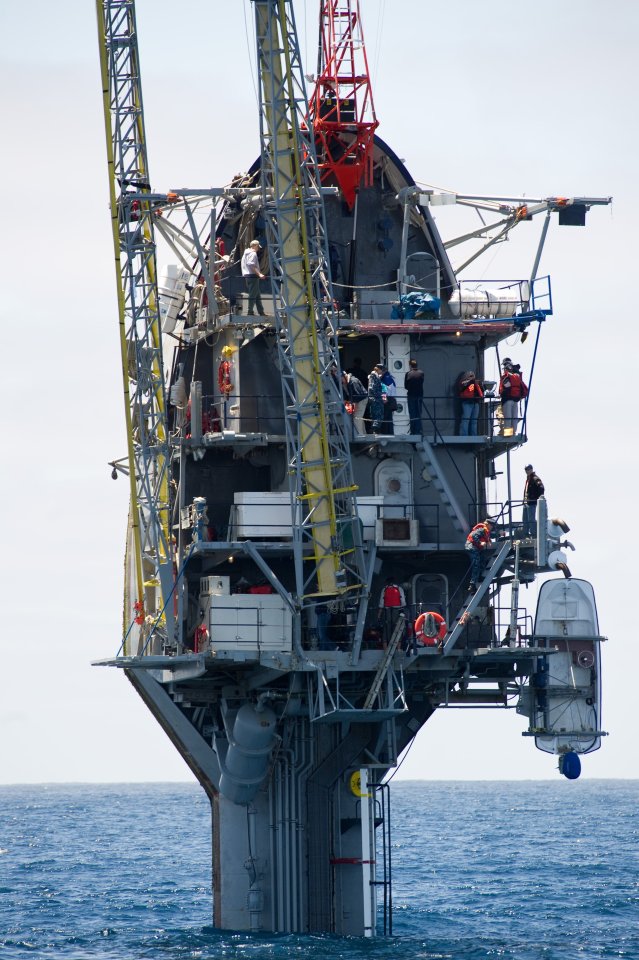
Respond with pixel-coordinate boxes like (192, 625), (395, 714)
(363, 615), (406, 710)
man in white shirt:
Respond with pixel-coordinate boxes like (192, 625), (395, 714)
(241, 239), (266, 316)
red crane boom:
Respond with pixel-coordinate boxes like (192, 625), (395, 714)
(310, 0), (379, 209)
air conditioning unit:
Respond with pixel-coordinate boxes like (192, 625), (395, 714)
(375, 518), (420, 547)
(200, 576), (230, 596)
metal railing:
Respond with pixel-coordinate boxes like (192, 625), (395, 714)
(450, 275), (552, 321)
(198, 495), (541, 553)
(421, 395), (525, 439)
(452, 603), (534, 652)
(468, 500), (539, 540)
(195, 272), (552, 327)
(224, 500), (447, 545)
(176, 391), (527, 440)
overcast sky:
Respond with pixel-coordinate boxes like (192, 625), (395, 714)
(1, 0), (635, 784)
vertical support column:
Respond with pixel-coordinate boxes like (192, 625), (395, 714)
(213, 791), (272, 931)
(359, 768), (375, 938)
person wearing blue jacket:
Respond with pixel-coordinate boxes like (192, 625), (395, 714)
(367, 363), (385, 433)
(380, 368), (397, 435)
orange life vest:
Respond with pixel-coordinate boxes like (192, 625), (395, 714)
(218, 360), (233, 397)
(500, 372), (528, 400)
(466, 522), (492, 548)
(459, 380), (483, 400)
(382, 585), (403, 607)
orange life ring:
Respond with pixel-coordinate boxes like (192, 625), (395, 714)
(414, 611), (447, 646)
(218, 359), (233, 397)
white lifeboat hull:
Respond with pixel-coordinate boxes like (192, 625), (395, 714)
(520, 578), (603, 755)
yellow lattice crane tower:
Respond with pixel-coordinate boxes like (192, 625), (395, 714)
(96, 0), (175, 652)
(254, 0), (366, 603)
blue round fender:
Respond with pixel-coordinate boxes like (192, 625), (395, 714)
(559, 751), (581, 780)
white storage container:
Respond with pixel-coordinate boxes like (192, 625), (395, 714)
(207, 594), (292, 652)
(233, 492), (383, 540)
(234, 492), (291, 537)
(449, 287), (521, 320)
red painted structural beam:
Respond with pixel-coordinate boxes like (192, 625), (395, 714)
(310, 0), (379, 209)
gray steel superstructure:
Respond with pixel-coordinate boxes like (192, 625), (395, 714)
(95, 0), (609, 937)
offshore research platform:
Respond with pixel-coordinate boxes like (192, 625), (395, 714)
(95, 0), (610, 936)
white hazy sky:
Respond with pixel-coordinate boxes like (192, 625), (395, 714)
(1, 0), (636, 784)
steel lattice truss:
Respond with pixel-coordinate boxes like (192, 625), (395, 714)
(254, 0), (366, 603)
(97, 0), (173, 633)
(310, 0), (378, 210)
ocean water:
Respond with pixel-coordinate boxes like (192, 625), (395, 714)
(1, 780), (637, 959)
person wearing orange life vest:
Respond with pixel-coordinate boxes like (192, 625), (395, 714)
(499, 358), (528, 436)
(465, 519), (495, 591)
(377, 578), (406, 646)
(458, 371), (484, 436)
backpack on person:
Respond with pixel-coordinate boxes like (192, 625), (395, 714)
(349, 379), (367, 402)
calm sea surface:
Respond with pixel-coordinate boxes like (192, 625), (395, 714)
(1, 780), (637, 959)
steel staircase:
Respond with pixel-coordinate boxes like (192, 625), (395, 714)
(415, 438), (469, 535)
(443, 540), (512, 655)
